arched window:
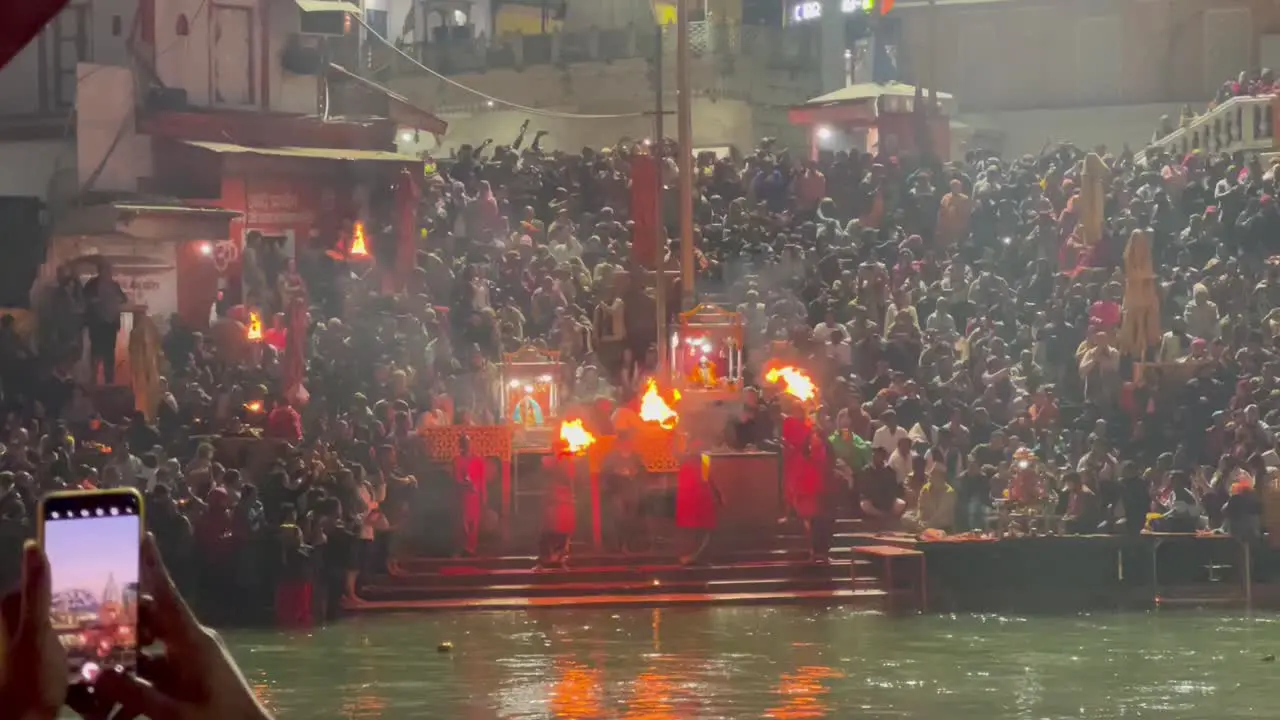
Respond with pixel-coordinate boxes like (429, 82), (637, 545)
(176, 13), (189, 36)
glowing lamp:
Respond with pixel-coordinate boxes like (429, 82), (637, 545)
(765, 366), (817, 403)
(559, 419), (597, 455)
(349, 221), (370, 258)
(247, 311), (263, 341)
(638, 379), (680, 429)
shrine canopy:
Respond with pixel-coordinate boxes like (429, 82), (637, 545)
(789, 82), (956, 161)
(671, 303), (744, 394)
(500, 345), (566, 448)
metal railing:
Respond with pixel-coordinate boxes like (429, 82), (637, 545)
(1149, 95), (1275, 158)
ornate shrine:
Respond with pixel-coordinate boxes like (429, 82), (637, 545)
(669, 303), (744, 398)
(500, 345), (566, 449)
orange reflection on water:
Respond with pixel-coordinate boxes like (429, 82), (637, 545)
(765, 665), (844, 720)
(622, 671), (678, 720)
(340, 691), (387, 719)
(550, 661), (604, 719)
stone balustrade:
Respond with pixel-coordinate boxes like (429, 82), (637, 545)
(1149, 95), (1276, 158)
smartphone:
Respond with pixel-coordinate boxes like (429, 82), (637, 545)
(38, 488), (144, 685)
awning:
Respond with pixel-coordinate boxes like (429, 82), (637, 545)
(52, 201), (241, 240)
(182, 140), (419, 163)
(295, 0), (360, 14)
(327, 63), (448, 136)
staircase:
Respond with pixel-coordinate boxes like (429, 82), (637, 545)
(353, 518), (892, 612)
(1148, 94), (1276, 159)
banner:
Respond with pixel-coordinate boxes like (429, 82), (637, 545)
(629, 153), (660, 268)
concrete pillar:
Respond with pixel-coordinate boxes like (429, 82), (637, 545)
(819, 0), (845, 93)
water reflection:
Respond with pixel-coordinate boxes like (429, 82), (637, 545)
(218, 609), (1280, 719)
(622, 671), (678, 720)
(766, 665), (844, 720)
(549, 661), (604, 719)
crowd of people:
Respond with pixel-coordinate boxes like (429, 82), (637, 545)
(0, 89), (1277, 623)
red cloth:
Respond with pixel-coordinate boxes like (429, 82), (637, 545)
(675, 456), (716, 530)
(274, 580), (313, 627)
(455, 455), (486, 552)
(263, 327), (287, 353)
(781, 416), (825, 520)
(629, 153), (660, 266)
(1088, 300), (1122, 330)
(265, 405), (303, 442)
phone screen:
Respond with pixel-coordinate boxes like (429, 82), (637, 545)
(40, 490), (142, 685)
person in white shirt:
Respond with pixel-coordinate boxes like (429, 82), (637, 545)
(812, 309), (842, 344)
(872, 409), (911, 455)
(105, 439), (145, 487)
(888, 437), (914, 485)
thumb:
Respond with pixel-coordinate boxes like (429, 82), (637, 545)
(15, 541), (50, 654)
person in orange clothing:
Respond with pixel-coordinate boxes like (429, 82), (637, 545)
(454, 434), (487, 557)
(793, 160), (827, 217)
(780, 401), (829, 559)
(936, 178), (971, 248)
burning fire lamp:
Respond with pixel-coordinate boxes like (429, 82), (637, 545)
(559, 419), (597, 455)
(349, 220), (371, 259)
(638, 379), (680, 430)
(246, 311), (264, 342)
(765, 366), (817, 404)
(244, 400), (264, 414)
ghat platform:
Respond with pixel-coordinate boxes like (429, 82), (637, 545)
(851, 532), (1265, 613)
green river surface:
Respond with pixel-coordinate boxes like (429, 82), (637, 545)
(215, 608), (1280, 719)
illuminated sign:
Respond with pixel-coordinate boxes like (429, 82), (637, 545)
(791, 0), (883, 22)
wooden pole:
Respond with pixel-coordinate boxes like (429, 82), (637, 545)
(676, 0), (695, 309)
(654, 23), (669, 379)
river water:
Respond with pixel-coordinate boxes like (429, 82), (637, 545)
(226, 608), (1278, 719)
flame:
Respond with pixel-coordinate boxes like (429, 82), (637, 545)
(559, 419), (596, 454)
(246, 311), (263, 341)
(245, 401), (264, 414)
(765, 366), (816, 403)
(349, 221), (370, 257)
(639, 379), (680, 429)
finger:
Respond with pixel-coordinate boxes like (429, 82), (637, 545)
(141, 535), (200, 646)
(95, 669), (184, 720)
(16, 540), (50, 651)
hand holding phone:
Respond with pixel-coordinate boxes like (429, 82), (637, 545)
(39, 489), (142, 686)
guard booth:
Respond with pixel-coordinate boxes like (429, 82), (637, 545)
(789, 82), (954, 162)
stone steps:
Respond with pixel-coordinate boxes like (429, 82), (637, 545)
(348, 587), (889, 613)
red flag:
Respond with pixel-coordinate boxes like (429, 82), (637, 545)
(629, 153), (660, 267)
(0, 0), (72, 72)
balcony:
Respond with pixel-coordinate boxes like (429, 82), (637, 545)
(1149, 95), (1276, 158)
